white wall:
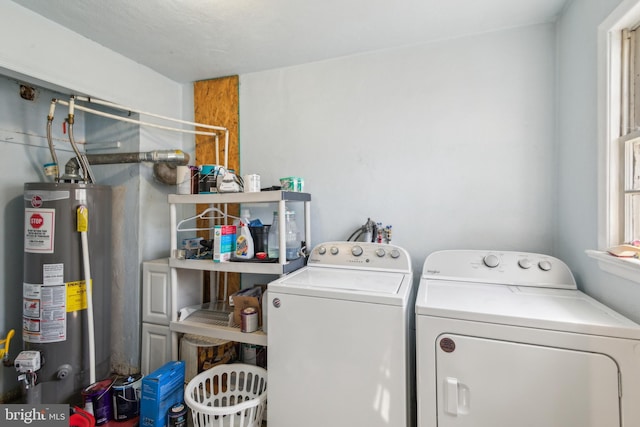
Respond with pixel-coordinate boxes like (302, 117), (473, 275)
(0, 1), (190, 398)
(240, 23), (558, 273)
(554, 0), (640, 323)
(5, 0), (640, 405)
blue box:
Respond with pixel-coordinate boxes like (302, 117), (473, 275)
(140, 360), (185, 427)
(213, 225), (236, 262)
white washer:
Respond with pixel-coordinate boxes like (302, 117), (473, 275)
(415, 250), (640, 427)
(267, 241), (415, 427)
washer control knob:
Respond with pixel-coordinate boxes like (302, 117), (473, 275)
(518, 258), (532, 269)
(318, 246), (327, 255)
(483, 254), (500, 268)
(390, 249), (401, 259)
(330, 246), (339, 255)
(375, 248), (386, 257)
(538, 260), (552, 271)
(351, 245), (363, 257)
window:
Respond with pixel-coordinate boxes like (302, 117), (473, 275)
(591, 0), (640, 281)
(618, 29), (640, 245)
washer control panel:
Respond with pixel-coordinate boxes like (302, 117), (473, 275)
(423, 250), (576, 289)
(307, 241), (411, 272)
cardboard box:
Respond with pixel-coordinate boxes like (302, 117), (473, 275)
(140, 360), (185, 427)
(228, 286), (262, 306)
(232, 285), (265, 327)
(213, 225), (236, 262)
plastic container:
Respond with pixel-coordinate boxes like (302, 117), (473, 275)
(234, 220), (255, 259)
(267, 211), (300, 260)
(284, 210), (301, 260)
(267, 212), (279, 259)
(184, 364), (267, 427)
(249, 225), (270, 254)
(279, 176), (304, 192)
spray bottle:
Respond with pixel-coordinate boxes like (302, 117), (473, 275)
(234, 209), (255, 259)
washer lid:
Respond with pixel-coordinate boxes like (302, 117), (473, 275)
(416, 279), (640, 339)
(279, 268), (405, 293)
(269, 267), (412, 305)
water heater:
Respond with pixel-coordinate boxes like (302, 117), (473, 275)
(23, 182), (112, 404)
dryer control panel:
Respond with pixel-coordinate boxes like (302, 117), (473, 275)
(307, 241), (411, 273)
(422, 250), (576, 289)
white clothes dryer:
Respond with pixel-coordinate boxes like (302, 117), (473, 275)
(415, 250), (640, 427)
(267, 241), (415, 427)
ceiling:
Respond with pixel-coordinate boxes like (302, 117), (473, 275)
(11, 0), (569, 84)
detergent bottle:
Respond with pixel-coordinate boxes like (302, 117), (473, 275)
(234, 209), (255, 259)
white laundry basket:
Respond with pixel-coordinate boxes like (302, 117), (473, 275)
(185, 363), (267, 427)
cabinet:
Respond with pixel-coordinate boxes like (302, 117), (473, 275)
(140, 258), (202, 374)
(166, 191), (311, 357)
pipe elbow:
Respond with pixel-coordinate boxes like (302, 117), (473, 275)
(153, 162), (179, 185)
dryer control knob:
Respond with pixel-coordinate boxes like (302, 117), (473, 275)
(390, 249), (401, 259)
(538, 260), (552, 271)
(351, 245), (363, 256)
(318, 246), (327, 255)
(330, 246), (339, 255)
(483, 254), (500, 268)
(518, 259), (532, 269)
(375, 248), (386, 257)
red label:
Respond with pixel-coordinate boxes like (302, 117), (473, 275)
(440, 337), (456, 353)
(30, 213), (44, 229)
(31, 195), (43, 208)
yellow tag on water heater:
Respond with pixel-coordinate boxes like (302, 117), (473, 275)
(77, 205), (88, 232)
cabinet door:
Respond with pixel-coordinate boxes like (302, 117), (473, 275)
(142, 259), (203, 325)
(142, 260), (172, 325)
(140, 323), (172, 375)
(435, 334), (620, 427)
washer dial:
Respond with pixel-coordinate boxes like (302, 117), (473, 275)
(518, 258), (532, 269)
(538, 260), (552, 271)
(483, 254), (500, 268)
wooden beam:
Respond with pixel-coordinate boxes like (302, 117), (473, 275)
(193, 76), (240, 302)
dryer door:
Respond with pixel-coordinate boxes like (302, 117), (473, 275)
(435, 334), (620, 427)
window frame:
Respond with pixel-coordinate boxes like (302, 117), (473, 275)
(591, 0), (640, 282)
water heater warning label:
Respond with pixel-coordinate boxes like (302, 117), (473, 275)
(24, 208), (55, 253)
(66, 280), (90, 312)
(23, 282), (66, 343)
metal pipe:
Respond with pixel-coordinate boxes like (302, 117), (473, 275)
(61, 150), (190, 183)
(66, 97), (93, 183)
(46, 99), (60, 180)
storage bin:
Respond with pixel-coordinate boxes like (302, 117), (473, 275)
(184, 363), (267, 427)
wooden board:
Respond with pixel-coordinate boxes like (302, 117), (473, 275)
(193, 76), (240, 301)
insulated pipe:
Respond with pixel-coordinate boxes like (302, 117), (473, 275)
(77, 205), (96, 385)
(74, 96), (228, 132)
(56, 99), (224, 137)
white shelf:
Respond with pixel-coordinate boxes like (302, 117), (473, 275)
(169, 257), (306, 274)
(168, 190), (311, 204)
(168, 190), (311, 350)
(170, 320), (267, 346)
